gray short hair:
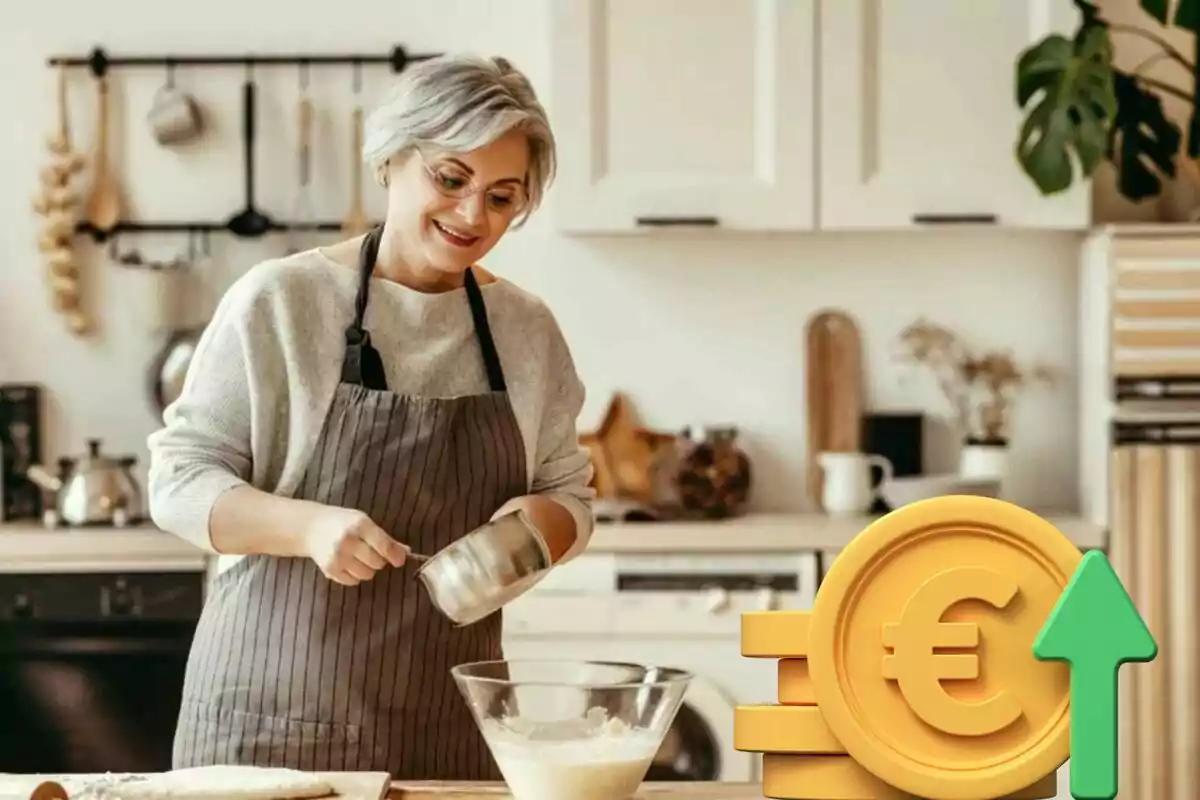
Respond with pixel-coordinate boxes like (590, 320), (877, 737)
(363, 54), (556, 225)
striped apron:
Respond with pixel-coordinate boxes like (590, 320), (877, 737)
(172, 227), (526, 779)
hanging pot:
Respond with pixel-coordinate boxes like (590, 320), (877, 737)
(147, 232), (211, 415)
(149, 327), (204, 414)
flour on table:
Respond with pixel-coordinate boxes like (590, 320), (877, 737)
(10, 767), (335, 800)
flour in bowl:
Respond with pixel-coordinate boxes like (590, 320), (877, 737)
(482, 709), (660, 800)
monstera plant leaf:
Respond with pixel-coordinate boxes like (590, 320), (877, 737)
(1107, 73), (1182, 200)
(1016, 25), (1117, 195)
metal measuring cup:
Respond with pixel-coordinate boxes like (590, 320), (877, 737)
(414, 509), (552, 626)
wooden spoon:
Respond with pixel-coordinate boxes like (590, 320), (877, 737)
(342, 106), (370, 236)
(46, 65), (71, 155)
(84, 75), (121, 233)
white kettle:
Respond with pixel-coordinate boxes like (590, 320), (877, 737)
(818, 451), (893, 515)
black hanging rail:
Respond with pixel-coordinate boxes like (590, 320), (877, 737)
(46, 46), (435, 77)
(46, 45), (438, 241)
(76, 220), (351, 237)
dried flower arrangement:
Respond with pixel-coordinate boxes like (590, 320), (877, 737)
(896, 318), (1053, 445)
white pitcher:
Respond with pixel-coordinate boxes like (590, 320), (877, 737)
(819, 451), (894, 515)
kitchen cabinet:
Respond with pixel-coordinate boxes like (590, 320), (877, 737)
(817, 0), (1090, 230)
(548, 0), (816, 233)
(549, 0), (1090, 234)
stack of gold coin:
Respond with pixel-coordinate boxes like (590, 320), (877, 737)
(735, 496), (1081, 800)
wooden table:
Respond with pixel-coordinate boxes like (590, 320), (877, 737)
(388, 782), (763, 798)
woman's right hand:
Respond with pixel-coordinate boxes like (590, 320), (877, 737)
(302, 505), (409, 585)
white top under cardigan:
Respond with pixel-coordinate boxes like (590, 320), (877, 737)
(146, 247), (595, 574)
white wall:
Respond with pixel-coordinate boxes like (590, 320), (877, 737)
(1, 0), (1085, 514)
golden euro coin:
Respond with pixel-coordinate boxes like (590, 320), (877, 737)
(806, 496), (1081, 800)
(738, 610), (816, 704)
(741, 610), (810, 657)
(733, 705), (844, 754)
(778, 657), (815, 705)
(761, 754), (1058, 800)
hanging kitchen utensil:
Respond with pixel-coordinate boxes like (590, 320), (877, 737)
(147, 60), (205, 146)
(286, 64), (316, 255)
(84, 74), (121, 234)
(342, 62), (370, 236)
(226, 69), (273, 237)
(47, 65), (84, 168)
(804, 309), (864, 509)
(147, 231), (208, 414)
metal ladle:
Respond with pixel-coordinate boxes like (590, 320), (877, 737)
(226, 70), (273, 238)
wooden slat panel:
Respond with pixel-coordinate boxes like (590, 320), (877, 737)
(1134, 446), (1170, 800)
(1108, 328), (1200, 347)
(1109, 447), (1137, 800)
(1168, 448), (1199, 800)
(1115, 268), (1200, 291)
(1113, 359), (1200, 378)
(1114, 235), (1200, 260)
(1115, 299), (1200, 319)
(1113, 329), (1200, 349)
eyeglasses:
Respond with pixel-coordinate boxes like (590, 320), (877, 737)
(420, 154), (528, 218)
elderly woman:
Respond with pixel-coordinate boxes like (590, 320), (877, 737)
(147, 54), (593, 779)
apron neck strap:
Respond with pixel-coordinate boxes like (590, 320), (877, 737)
(342, 227), (508, 393)
(342, 227), (389, 390)
(463, 268), (507, 393)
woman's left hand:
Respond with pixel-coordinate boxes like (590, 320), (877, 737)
(491, 495), (577, 563)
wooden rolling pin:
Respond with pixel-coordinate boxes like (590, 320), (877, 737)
(29, 782), (68, 800)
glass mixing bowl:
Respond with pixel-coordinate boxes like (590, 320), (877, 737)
(452, 660), (694, 800)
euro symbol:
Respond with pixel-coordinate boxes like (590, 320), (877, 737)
(881, 566), (1023, 737)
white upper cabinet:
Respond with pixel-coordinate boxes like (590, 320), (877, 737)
(817, 0), (1090, 230)
(549, 0), (816, 233)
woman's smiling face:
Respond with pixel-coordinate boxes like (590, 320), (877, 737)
(384, 129), (531, 276)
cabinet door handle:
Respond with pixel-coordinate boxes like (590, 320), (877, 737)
(911, 213), (999, 225)
(635, 216), (720, 228)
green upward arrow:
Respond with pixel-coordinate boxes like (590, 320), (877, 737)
(1033, 550), (1158, 800)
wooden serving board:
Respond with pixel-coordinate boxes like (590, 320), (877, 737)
(387, 781), (763, 798)
(0, 771), (390, 800)
(803, 309), (864, 509)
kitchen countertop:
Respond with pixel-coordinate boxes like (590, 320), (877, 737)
(388, 781), (761, 798)
(0, 509), (1106, 573)
(587, 511), (1107, 552)
(0, 524), (210, 573)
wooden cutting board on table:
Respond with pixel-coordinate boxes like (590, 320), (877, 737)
(388, 781), (764, 798)
(804, 309), (864, 509)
